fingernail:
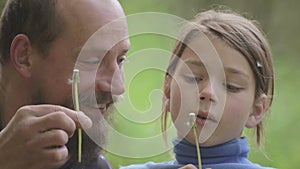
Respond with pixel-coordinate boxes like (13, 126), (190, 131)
(78, 111), (93, 129)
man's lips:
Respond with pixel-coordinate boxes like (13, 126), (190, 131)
(95, 103), (111, 114)
(93, 103), (107, 109)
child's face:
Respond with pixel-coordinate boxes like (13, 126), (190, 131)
(167, 36), (258, 146)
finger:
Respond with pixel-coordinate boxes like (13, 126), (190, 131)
(76, 111), (93, 129)
(35, 129), (69, 148)
(20, 104), (92, 129)
(35, 111), (76, 137)
(42, 145), (69, 168)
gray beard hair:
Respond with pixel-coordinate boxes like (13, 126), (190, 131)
(33, 88), (110, 150)
(65, 117), (109, 168)
(33, 88), (115, 167)
(67, 111), (109, 161)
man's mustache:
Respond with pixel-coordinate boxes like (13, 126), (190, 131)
(75, 90), (121, 107)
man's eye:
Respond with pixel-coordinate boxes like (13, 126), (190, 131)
(118, 56), (128, 67)
(79, 56), (100, 65)
(224, 83), (243, 92)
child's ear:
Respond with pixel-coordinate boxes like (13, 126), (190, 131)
(163, 74), (171, 112)
(10, 34), (32, 78)
(246, 94), (268, 128)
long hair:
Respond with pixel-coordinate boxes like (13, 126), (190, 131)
(162, 9), (274, 147)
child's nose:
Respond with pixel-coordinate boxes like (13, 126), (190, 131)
(199, 81), (217, 103)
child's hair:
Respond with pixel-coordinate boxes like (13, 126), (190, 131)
(162, 9), (274, 147)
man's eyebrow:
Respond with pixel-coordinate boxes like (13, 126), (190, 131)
(71, 46), (82, 54)
(121, 48), (130, 55)
(72, 45), (130, 57)
(77, 47), (108, 54)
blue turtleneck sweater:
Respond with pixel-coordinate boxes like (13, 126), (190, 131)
(120, 137), (276, 169)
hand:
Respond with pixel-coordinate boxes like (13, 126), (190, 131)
(0, 104), (92, 169)
(179, 164), (212, 169)
(179, 164), (198, 169)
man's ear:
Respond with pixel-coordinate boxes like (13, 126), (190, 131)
(163, 74), (171, 112)
(10, 34), (32, 78)
(246, 94), (268, 128)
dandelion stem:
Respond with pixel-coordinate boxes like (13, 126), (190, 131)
(72, 69), (82, 163)
(193, 125), (202, 169)
(189, 113), (202, 169)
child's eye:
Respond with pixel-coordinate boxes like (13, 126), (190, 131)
(184, 76), (203, 83)
(223, 83), (243, 92)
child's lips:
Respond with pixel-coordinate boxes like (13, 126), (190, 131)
(195, 111), (217, 125)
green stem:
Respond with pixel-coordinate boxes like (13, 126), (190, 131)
(193, 125), (202, 169)
(73, 69), (82, 163)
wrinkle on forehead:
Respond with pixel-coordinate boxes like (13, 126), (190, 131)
(56, 0), (128, 56)
(57, 0), (125, 35)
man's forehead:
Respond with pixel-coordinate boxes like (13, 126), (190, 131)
(58, 0), (124, 20)
(58, 0), (128, 47)
(60, 0), (125, 31)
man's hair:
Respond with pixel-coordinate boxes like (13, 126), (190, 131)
(0, 0), (64, 64)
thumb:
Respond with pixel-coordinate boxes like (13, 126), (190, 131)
(76, 111), (93, 129)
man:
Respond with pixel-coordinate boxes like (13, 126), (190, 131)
(0, 0), (130, 168)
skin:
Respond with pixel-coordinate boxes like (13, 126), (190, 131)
(0, 0), (130, 169)
(179, 164), (198, 169)
(164, 35), (267, 147)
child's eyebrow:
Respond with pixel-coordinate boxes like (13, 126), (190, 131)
(184, 59), (205, 67)
(224, 67), (250, 79)
(183, 59), (250, 79)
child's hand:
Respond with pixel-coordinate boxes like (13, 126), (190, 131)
(179, 164), (197, 169)
(179, 164), (212, 169)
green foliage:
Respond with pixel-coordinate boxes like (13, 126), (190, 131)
(107, 1), (300, 169)
(1, 0), (298, 168)
(0, 0), (5, 10)
(248, 56), (300, 169)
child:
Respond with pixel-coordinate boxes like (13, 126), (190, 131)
(121, 9), (275, 169)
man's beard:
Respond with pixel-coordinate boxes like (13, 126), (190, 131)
(59, 106), (114, 169)
(33, 89), (116, 168)
(67, 114), (108, 164)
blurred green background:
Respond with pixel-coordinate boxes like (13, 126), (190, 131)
(107, 0), (300, 169)
(0, 0), (299, 168)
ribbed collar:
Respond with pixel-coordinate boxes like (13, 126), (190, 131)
(173, 137), (250, 165)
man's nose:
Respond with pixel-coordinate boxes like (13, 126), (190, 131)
(95, 62), (125, 95)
